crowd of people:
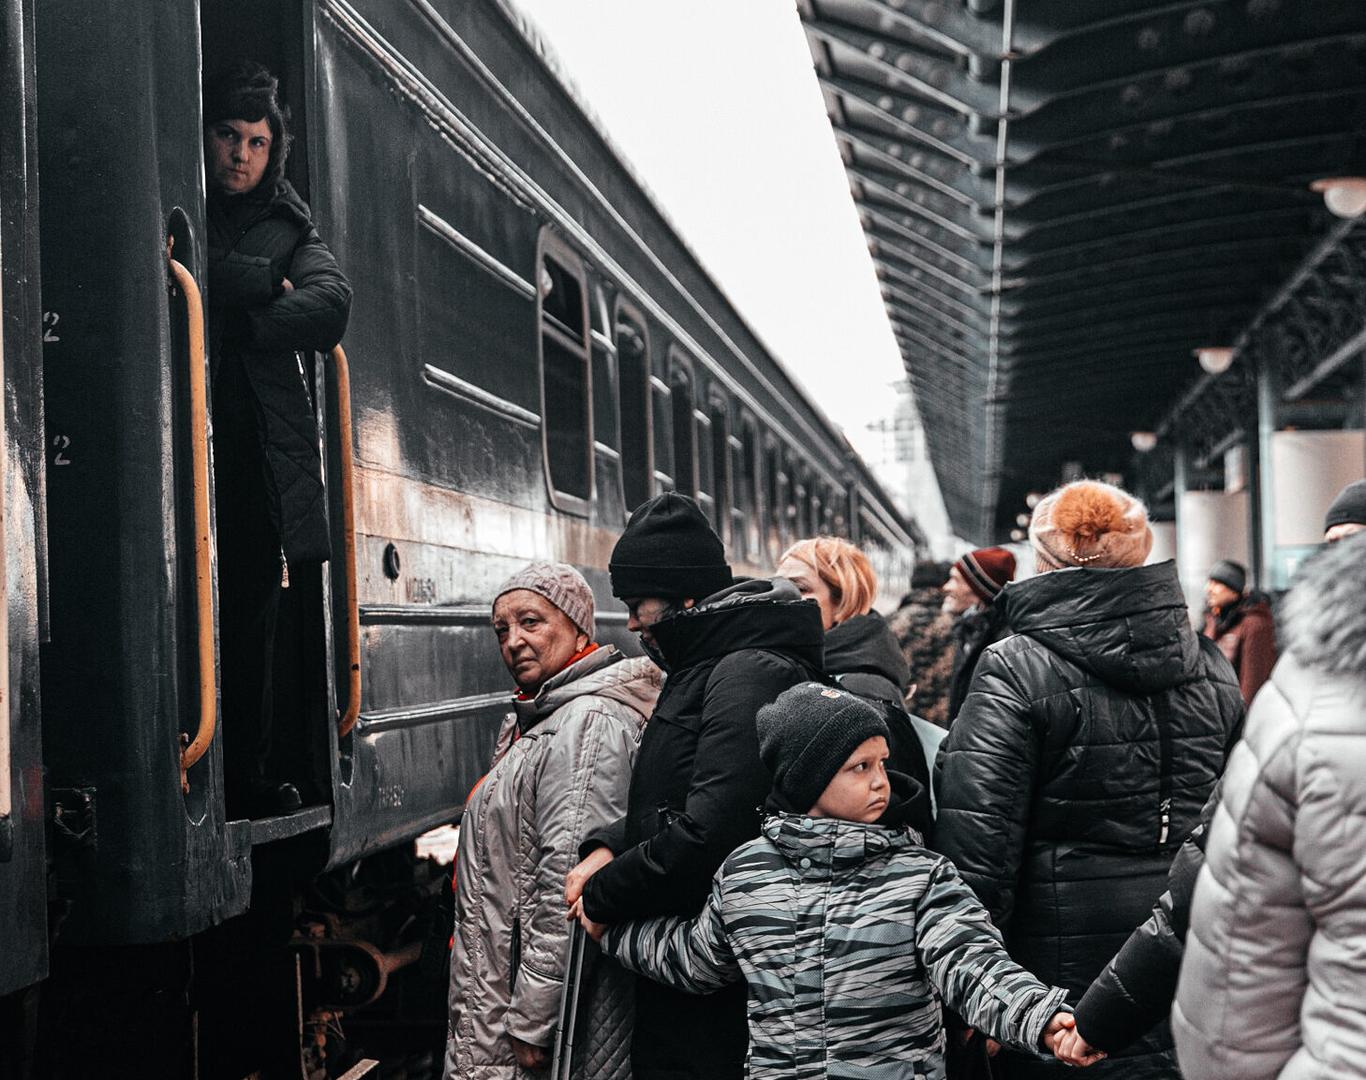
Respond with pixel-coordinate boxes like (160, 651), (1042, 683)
(439, 475), (1366, 1080)
(196, 58), (1366, 1080)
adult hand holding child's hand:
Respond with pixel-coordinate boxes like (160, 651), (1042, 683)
(1043, 1013), (1106, 1067)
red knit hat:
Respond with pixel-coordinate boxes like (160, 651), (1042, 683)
(954, 547), (1017, 604)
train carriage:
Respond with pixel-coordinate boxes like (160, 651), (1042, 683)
(4, 0), (920, 1073)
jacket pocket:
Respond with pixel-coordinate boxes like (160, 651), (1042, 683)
(509, 916), (521, 994)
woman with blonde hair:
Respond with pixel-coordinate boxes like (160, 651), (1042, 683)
(777, 536), (940, 824)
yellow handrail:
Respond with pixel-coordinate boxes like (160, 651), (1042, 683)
(331, 345), (362, 739)
(169, 252), (216, 792)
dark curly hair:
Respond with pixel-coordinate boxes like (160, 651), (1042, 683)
(202, 61), (292, 188)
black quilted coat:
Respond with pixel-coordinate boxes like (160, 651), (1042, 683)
(581, 577), (824, 1080)
(207, 179), (352, 564)
(933, 562), (1242, 1078)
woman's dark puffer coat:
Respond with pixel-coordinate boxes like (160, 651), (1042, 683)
(207, 178), (352, 563)
(581, 577), (824, 1080)
(933, 561), (1243, 1078)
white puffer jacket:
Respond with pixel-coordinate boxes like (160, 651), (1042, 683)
(445, 647), (661, 1080)
(1173, 533), (1366, 1079)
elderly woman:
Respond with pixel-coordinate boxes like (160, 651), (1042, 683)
(445, 562), (661, 1080)
(777, 536), (939, 825)
(933, 481), (1244, 1078)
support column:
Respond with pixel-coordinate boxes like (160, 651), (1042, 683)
(1255, 354), (1278, 591)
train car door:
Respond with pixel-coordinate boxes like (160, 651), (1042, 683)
(34, 0), (252, 954)
(0, 0), (48, 1003)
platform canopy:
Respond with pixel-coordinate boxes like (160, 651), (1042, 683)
(800, 0), (1366, 543)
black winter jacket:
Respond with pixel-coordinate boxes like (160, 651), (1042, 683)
(947, 601), (1010, 723)
(825, 611), (933, 835)
(1073, 780), (1224, 1054)
(582, 576), (824, 1080)
(207, 180), (352, 564)
(933, 562), (1243, 1077)
(824, 610), (910, 704)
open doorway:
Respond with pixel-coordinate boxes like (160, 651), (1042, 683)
(200, 0), (333, 820)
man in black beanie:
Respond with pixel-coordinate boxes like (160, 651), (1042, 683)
(565, 492), (825, 1080)
(1324, 478), (1366, 544)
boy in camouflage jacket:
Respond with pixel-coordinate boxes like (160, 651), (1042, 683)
(572, 683), (1103, 1079)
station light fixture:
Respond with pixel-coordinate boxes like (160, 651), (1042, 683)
(1009, 528), (1026, 542)
(1194, 346), (1235, 375)
(1015, 512), (1031, 526)
(1024, 491), (1042, 508)
(1310, 178), (1366, 219)
(1130, 431), (1158, 453)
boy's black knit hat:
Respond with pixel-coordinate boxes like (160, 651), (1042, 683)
(609, 492), (733, 600)
(756, 682), (889, 814)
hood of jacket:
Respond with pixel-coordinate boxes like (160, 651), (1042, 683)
(761, 812), (918, 876)
(1281, 532), (1366, 679)
(823, 611), (910, 690)
(1002, 560), (1202, 695)
(513, 646), (662, 732)
(651, 576), (825, 673)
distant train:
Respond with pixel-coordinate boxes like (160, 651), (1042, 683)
(0, 0), (921, 1074)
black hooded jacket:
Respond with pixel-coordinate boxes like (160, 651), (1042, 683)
(581, 576), (824, 1080)
(207, 179), (352, 564)
(824, 611), (933, 836)
(1073, 779), (1224, 1054)
(823, 610), (910, 705)
(933, 562), (1243, 1075)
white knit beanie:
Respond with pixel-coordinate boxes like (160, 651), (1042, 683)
(1029, 480), (1154, 571)
(493, 561), (595, 637)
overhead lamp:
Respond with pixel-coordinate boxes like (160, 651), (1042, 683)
(1015, 512), (1031, 526)
(1131, 431), (1158, 453)
(1194, 346), (1234, 375)
(1009, 528), (1026, 542)
(1310, 177), (1366, 219)
(1024, 491), (1042, 509)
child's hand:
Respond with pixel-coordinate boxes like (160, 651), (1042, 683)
(1043, 1013), (1106, 1067)
(566, 898), (608, 943)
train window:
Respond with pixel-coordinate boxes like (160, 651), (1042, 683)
(738, 416), (761, 557)
(615, 303), (652, 511)
(591, 283), (618, 459)
(669, 355), (697, 499)
(708, 395), (731, 543)
(695, 405), (715, 525)
(538, 233), (593, 510)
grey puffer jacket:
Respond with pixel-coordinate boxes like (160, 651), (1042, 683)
(601, 812), (1068, 1080)
(445, 647), (661, 1080)
(1173, 534), (1366, 1079)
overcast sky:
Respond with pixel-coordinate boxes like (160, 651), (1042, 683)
(509, 0), (908, 463)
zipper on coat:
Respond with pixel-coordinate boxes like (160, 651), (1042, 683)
(1153, 693), (1174, 846)
(280, 547), (290, 589)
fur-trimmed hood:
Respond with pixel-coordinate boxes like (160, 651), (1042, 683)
(1281, 531), (1366, 679)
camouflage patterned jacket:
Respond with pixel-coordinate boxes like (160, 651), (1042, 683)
(601, 814), (1068, 1079)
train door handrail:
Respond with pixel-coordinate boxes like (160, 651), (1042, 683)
(330, 345), (361, 739)
(0, 230), (10, 849)
(168, 250), (216, 793)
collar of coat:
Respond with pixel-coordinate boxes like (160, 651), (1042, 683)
(760, 813), (922, 876)
(650, 576), (825, 672)
(1280, 531), (1366, 678)
(512, 646), (662, 733)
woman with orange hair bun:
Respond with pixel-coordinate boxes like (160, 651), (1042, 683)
(933, 481), (1244, 1079)
(777, 537), (940, 829)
